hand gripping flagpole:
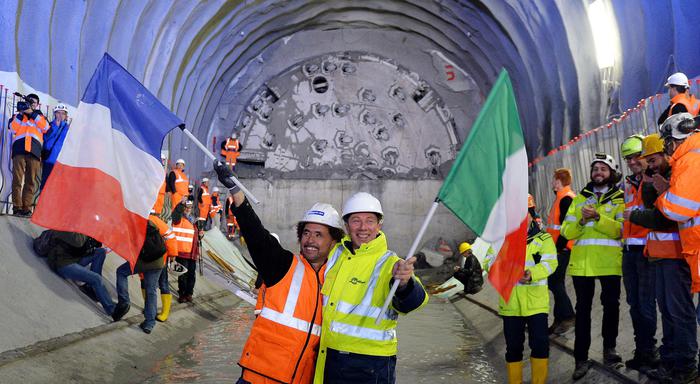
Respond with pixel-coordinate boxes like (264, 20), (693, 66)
(375, 198), (440, 324)
(178, 124), (261, 205)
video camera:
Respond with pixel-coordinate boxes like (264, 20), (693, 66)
(14, 92), (33, 112)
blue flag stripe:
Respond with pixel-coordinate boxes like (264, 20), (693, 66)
(81, 53), (183, 160)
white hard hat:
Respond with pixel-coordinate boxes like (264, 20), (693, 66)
(53, 103), (68, 113)
(591, 152), (619, 172)
(202, 177), (209, 183)
(665, 72), (690, 88)
(176, 158), (186, 165)
(300, 203), (344, 230)
(342, 192), (383, 220)
(212, 186), (219, 193)
(167, 259), (188, 277)
(660, 112), (698, 140)
(231, 132), (239, 139)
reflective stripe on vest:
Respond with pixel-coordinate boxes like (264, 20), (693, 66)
(333, 252), (399, 322)
(326, 251), (399, 340)
(322, 246), (344, 304)
(625, 237), (647, 246)
(259, 254), (321, 335)
(575, 238), (622, 247)
(680, 217), (700, 230)
(646, 230), (683, 258)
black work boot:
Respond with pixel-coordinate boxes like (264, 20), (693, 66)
(572, 360), (592, 381)
(112, 301), (130, 322)
(603, 348), (622, 366)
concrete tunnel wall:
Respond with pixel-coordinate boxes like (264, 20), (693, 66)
(2, 0), (700, 240)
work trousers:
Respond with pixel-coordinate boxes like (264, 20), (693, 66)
(656, 258), (697, 371)
(324, 348), (396, 384)
(12, 154), (41, 211)
(622, 245), (657, 355)
(176, 257), (197, 296)
(502, 313), (549, 362)
(572, 275), (621, 361)
(547, 250), (575, 321)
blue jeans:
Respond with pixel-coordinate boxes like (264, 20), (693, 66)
(141, 266), (171, 294)
(622, 245), (657, 354)
(56, 248), (114, 315)
(116, 263), (162, 330)
(324, 348), (396, 384)
(656, 258), (697, 371)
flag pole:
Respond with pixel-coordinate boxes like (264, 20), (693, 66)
(375, 198), (440, 324)
(178, 124), (261, 205)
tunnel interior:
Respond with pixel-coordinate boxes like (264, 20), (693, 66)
(3, 0), (699, 178)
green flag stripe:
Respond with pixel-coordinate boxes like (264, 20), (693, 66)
(438, 69), (525, 235)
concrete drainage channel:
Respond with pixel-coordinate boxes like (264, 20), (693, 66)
(0, 290), (241, 383)
(449, 292), (638, 384)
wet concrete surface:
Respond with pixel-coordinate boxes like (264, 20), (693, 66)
(145, 300), (504, 383)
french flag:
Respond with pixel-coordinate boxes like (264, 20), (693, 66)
(32, 53), (183, 269)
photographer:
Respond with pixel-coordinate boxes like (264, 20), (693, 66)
(8, 93), (48, 216)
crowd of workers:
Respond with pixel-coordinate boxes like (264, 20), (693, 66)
(450, 71), (700, 384)
(9, 63), (700, 382)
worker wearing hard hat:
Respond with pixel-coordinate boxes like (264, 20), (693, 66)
(313, 192), (428, 384)
(197, 178), (212, 223)
(561, 153), (625, 380)
(41, 103), (71, 189)
(545, 168), (576, 336)
(166, 158), (189, 209)
(651, 114), (700, 382)
(452, 241), (484, 295)
(658, 72), (699, 126)
(214, 162), (345, 384)
(625, 131), (696, 381)
(618, 135), (659, 372)
(209, 186), (222, 228)
(221, 131), (242, 170)
(483, 193), (556, 384)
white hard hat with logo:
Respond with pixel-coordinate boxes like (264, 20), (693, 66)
(53, 103), (68, 113)
(300, 203), (344, 230)
(176, 158), (186, 165)
(202, 177), (209, 183)
(665, 72), (690, 88)
(342, 192), (383, 220)
(660, 112), (698, 140)
(212, 186), (219, 193)
(591, 152), (619, 172)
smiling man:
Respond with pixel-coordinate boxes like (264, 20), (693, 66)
(214, 162), (345, 384)
(314, 192), (428, 384)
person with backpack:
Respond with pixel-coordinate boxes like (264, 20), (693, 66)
(113, 212), (178, 333)
(42, 230), (115, 317)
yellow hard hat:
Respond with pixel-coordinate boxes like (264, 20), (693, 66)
(640, 134), (664, 158)
(458, 242), (472, 254)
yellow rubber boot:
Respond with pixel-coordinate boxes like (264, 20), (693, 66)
(507, 361), (523, 384)
(530, 357), (548, 384)
(156, 294), (172, 322)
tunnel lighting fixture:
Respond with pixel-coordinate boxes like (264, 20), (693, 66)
(587, 0), (621, 69)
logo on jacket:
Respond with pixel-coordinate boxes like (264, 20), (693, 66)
(349, 277), (366, 285)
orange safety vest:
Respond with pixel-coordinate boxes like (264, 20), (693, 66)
(656, 133), (700, 291)
(10, 113), (48, 156)
(153, 181), (166, 215)
(547, 186), (576, 250)
(669, 93), (700, 117)
(172, 218), (195, 254)
(150, 215), (179, 259)
(644, 227), (682, 259)
(198, 185), (212, 221)
(221, 138), (241, 166)
(623, 176), (650, 246)
(239, 255), (324, 384)
(209, 193), (222, 218)
(172, 169), (189, 208)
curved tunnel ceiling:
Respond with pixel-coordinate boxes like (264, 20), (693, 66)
(2, 0), (699, 178)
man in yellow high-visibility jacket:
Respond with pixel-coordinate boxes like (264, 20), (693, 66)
(314, 192), (428, 384)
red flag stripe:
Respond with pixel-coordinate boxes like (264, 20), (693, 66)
(487, 217), (528, 302)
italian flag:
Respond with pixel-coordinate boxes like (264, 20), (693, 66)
(438, 69), (528, 302)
